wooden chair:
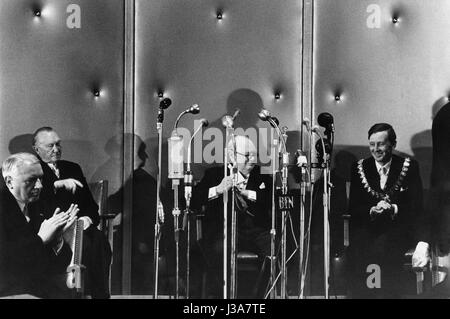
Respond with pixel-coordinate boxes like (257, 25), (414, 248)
(88, 180), (116, 292)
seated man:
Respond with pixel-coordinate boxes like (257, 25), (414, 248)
(426, 101), (450, 297)
(192, 135), (272, 297)
(0, 153), (79, 298)
(32, 126), (112, 298)
(347, 123), (430, 298)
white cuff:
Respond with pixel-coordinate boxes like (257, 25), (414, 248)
(415, 241), (430, 254)
(208, 187), (219, 200)
(247, 190), (257, 201)
(392, 204), (398, 215)
(53, 237), (64, 255)
(78, 216), (92, 230)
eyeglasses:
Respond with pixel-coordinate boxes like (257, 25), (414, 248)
(235, 151), (257, 160)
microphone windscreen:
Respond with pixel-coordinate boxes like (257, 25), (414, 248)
(189, 104), (200, 114)
(200, 119), (209, 127)
(258, 109), (271, 121)
(317, 112), (334, 128)
(159, 98), (172, 109)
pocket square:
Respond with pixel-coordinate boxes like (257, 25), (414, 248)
(259, 182), (266, 189)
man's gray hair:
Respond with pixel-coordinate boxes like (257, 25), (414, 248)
(2, 152), (40, 179)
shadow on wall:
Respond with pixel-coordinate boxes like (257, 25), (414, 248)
(410, 97), (449, 191)
(8, 134), (34, 155)
(145, 88), (270, 187)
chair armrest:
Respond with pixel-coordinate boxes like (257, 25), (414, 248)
(100, 214), (116, 220)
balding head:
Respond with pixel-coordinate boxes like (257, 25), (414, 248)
(227, 135), (257, 176)
(32, 127), (62, 163)
(2, 153), (43, 205)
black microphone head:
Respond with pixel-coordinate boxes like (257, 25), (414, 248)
(317, 112), (334, 128)
(272, 117), (280, 127)
(159, 98), (172, 109)
(258, 109), (271, 121)
(187, 104), (200, 114)
(200, 118), (209, 127)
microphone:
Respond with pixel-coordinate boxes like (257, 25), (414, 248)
(258, 109), (279, 128)
(173, 103), (200, 131)
(168, 131), (184, 179)
(185, 118), (209, 198)
(295, 150), (310, 192)
(159, 98), (172, 109)
(183, 119), (209, 230)
(221, 108), (240, 128)
(157, 98), (172, 125)
(302, 117), (311, 132)
(317, 112), (334, 133)
(185, 104), (200, 115)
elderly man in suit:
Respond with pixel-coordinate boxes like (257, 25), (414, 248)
(192, 135), (272, 297)
(32, 126), (111, 298)
(0, 152), (79, 298)
(347, 123), (430, 298)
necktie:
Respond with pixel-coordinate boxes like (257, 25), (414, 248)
(23, 204), (30, 223)
(380, 166), (388, 190)
(49, 162), (60, 178)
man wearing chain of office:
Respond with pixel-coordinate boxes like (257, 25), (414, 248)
(347, 123), (430, 298)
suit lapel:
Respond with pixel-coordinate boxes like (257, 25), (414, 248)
(363, 158), (382, 192)
(245, 166), (260, 191)
(384, 155), (402, 191)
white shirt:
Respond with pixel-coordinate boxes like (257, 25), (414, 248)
(48, 162), (60, 178)
(374, 159), (398, 217)
(208, 169), (256, 201)
(375, 159), (392, 190)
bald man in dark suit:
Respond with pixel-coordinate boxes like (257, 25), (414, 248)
(0, 153), (78, 298)
(32, 127), (111, 298)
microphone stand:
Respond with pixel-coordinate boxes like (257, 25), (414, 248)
(314, 129), (331, 299)
(184, 122), (205, 299)
(280, 128), (289, 299)
(230, 132), (238, 299)
(222, 124), (237, 299)
(269, 129), (278, 299)
(266, 119), (289, 299)
(184, 169), (193, 300)
(154, 110), (165, 299)
(296, 151), (308, 299)
(168, 129), (183, 299)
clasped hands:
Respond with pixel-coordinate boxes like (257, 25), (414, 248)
(369, 200), (395, 220)
(216, 176), (251, 199)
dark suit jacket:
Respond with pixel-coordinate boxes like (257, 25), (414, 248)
(39, 159), (100, 227)
(191, 165), (272, 240)
(348, 154), (428, 267)
(0, 182), (72, 297)
(431, 102), (450, 252)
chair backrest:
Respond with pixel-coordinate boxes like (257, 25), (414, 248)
(88, 180), (109, 218)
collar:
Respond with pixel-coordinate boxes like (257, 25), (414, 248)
(16, 200), (26, 213)
(227, 164), (249, 186)
(375, 158), (392, 174)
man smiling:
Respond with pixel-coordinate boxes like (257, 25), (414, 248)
(347, 123), (430, 298)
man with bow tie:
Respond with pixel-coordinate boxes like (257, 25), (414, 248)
(192, 135), (272, 297)
(347, 123), (430, 298)
(32, 126), (111, 298)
